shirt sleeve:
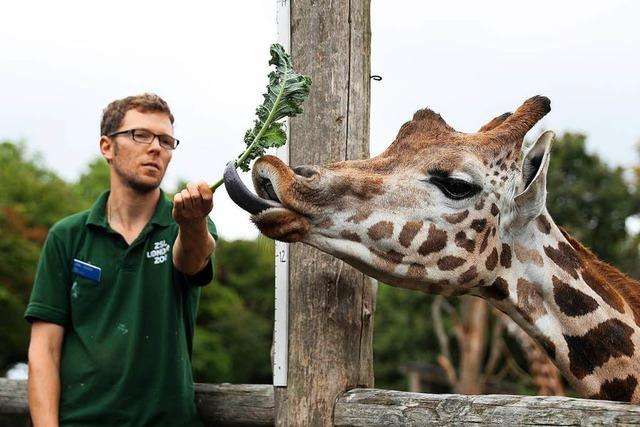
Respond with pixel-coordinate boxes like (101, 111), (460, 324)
(24, 231), (71, 326)
(179, 217), (218, 287)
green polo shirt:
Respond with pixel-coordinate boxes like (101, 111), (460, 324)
(25, 190), (217, 427)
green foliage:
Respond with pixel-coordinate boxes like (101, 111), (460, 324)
(373, 284), (439, 390)
(0, 141), (85, 227)
(546, 133), (640, 269)
(192, 237), (275, 383)
(0, 141), (87, 370)
(75, 157), (110, 206)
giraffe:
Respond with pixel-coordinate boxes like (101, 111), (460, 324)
(224, 95), (640, 402)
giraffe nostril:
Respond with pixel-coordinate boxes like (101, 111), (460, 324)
(293, 165), (318, 178)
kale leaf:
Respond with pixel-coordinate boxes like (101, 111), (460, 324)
(211, 43), (311, 190)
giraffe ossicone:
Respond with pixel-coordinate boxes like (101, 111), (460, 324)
(226, 95), (640, 403)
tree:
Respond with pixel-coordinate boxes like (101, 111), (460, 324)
(0, 141), (86, 371)
(546, 133), (640, 269)
(75, 157), (110, 205)
(192, 237), (275, 383)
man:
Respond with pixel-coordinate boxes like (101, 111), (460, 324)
(25, 93), (216, 426)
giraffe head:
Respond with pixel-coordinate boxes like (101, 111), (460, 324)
(227, 96), (554, 295)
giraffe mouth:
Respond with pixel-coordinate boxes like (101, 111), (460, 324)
(224, 158), (314, 242)
(223, 162), (283, 215)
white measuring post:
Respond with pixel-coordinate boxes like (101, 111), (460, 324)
(273, 0), (290, 388)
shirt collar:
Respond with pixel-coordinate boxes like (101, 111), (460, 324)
(86, 189), (173, 229)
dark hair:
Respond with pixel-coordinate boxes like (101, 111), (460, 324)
(100, 93), (174, 136)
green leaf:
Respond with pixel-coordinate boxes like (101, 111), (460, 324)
(211, 43), (311, 186)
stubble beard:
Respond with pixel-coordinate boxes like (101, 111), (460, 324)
(112, 145), (164, 195)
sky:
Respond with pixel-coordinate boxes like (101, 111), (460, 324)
(1, 0), (638, 240)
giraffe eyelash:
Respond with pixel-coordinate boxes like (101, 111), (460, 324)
(425, 174), (482, 200)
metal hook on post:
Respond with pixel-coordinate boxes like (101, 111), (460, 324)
(370, 75), (382, 82)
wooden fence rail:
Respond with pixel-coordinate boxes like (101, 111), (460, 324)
(4, 379), (640, 426)
(334, 389), (640, 426)
(0, 379), (274, 427)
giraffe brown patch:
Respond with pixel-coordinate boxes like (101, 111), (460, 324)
(316, 218), (334, 229)
(485, 248), (498, 271)
(418, 224), (448, 256)
(544, 242), (581, 279)
(481, 277), (509, 300)
(493, 171), (500, 176)
(491, 227), (496, 236)
(474, 198), (485, 210)
(399, 221), (423, 248)
(455, 231), (475, 252)
(581, 269), (626, 314)
(490, 203), (499, 216)
(500, 163), (507, 171)
(443, 210), (469, 224)
(407, 263), (426, 279)
(470, 218), (487, 233)
(370, 247), (404, 264)
(347, 207), (373, 224)
(552, 276), (598, 316)
(510, 163), (517, 171)
(425, 281), (446, 294)
(536, 215), (551, 234)
(437, 256), (466, 271)
(517, 278), (546, 323)
(539, 336), (556, 360)
(490, 179), (496, 185)
(458, 266), (478, 284)
(500, 243), (512, 268)
(565, 318), (635, 380)
(368, 221), (394, 241)
(332, 175), (384, 202)
(340, 230), (361, 242)
(514, 242), (544, 267)
(589, 375), (638, 402)
(479, 228), (490, 254)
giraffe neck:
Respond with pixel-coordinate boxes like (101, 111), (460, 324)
(476, 211), (640, 402)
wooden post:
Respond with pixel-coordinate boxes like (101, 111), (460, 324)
(275, 1), (376, 425)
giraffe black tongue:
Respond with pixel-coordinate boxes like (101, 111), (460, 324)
(223, 162), (282, 215)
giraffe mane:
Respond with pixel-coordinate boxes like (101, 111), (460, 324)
(560, 226), (640, 324)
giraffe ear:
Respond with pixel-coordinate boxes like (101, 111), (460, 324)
(513, 131), (554, 227)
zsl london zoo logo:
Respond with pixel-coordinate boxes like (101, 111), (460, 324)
(147, 240), (170, 265)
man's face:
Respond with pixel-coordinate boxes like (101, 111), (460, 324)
(102, 110), (173, 193)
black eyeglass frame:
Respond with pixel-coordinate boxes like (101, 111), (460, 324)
(107, 128), (180, 150)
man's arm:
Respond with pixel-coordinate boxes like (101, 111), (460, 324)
(172, 181), (216, 275)
(28, 321), (64, 427)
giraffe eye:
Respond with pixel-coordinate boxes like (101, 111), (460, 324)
(428, 176), (480, 200)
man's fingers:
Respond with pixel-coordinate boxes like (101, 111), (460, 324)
(186, 182), (203, 212)
(173, 192), (184, 217)
(180, 188), (195, 212)
(197, 181), (214, 211)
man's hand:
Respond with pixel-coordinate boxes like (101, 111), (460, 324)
(172, 181), (214, 227)
(172, 181), (216, 276)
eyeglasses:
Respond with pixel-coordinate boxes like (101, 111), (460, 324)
(108, 128), (180, 150)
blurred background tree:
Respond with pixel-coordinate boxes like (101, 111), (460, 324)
(0, 141), (85, 371)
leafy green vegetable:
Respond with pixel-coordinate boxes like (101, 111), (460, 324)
(210, 43), (312, 191)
